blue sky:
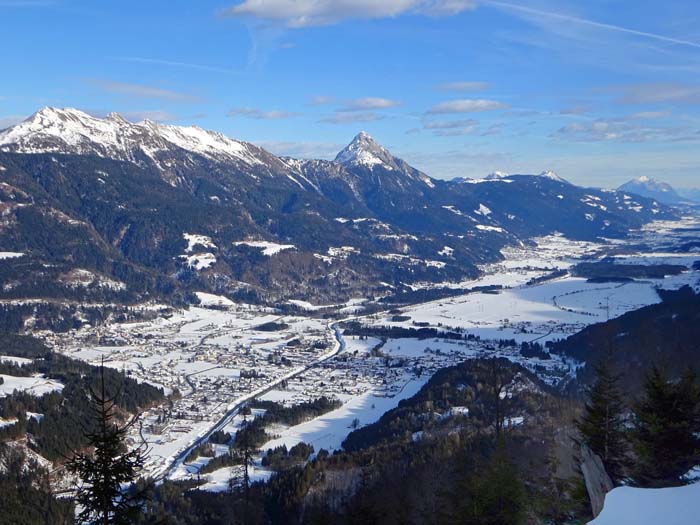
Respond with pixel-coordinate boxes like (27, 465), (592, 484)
(1, 0), (700, 188)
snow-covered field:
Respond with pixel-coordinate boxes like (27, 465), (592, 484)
(39, 215), (699, 488)
(0, 374), (63, 397)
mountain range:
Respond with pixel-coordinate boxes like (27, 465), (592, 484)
(0, 108), (674, 323)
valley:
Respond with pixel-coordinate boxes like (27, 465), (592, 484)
(30, 214), (699, 489)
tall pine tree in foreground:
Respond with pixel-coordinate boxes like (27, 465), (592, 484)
(632, 366), (700, 487)
(577, 361), (628, 483)
(67, 363), (148, 524)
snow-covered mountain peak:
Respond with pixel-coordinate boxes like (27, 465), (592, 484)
(618, 176), (683, 205)
(538, 170), (569, 184)
(485, 171), (510, 180)
(335, 131), (395, 169)
(0, 106), (264, 168)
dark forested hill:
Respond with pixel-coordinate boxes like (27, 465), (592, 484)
(555, 285), (700, 395)
(0, 108), (675, 325)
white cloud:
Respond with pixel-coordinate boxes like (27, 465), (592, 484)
(427, 99), (508, 114)
(221, 0), (476, 28)
(227, 107), (298, 119)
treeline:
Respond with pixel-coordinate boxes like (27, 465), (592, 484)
(234, 397), (342, 451)
(578, 361), (700, 487)
(556, 285), (700, 394)
(342, 321), (468, 341)
(0, 335), (165, 460)
(572, 261), (687, 280)
(378, 285), (502, 305)
(0, 443), (74, 524)
(342, 358), (546, 452)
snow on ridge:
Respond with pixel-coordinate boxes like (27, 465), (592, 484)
(475, 224), (505, 233)
(183, 233), (216, 253)
(0, 107), (265, 167)
(475, 204), (492, 216)
(181, 253), (216, 270)
(0, 252), (24, 259)
(234, 240), (295, 256)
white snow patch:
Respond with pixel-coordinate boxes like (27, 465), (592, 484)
(590, 483), (700, 525)
(0, 252), (24, 260)
(183, 233), (216, 253)
(234, 240), (295, 256)
(0, 374), (64, 398)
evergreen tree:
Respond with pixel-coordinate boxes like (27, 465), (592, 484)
(577, 361), (628, 482)
(67, 363), (149, 524)
(631, 366), (700, 487)
(459, 439), (526, 525)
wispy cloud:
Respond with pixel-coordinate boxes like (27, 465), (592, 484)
(0, 1), (55, 7)
(436, 81), (490, 92)
(423, 118), (478, 129)
(308, 95), (335, 106)
(427, 99), (508, 114)
(120, 110), (179, 122)
(421, 118), (479, 136)
(320, 112), (385, 124)
(611, 83), (700, 105)
(221, 0), (477, 28)
(110, 56), (240, 75)
(559, 105), (589, 115)
(0, 115), (27, 128)
(256, 140), (344, 159)
(89, 80), (200, 102)
(342, 97), (401, 111)
(626, 110), (672, 120)
(228, 107), (298, 119)
(555, 118), (699, 143)
(484, 0), (700, 50)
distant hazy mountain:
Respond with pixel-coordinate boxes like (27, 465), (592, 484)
(618, 176), (684, 205)
(0, 107), (675, 313)
(677, 187), (700, 203)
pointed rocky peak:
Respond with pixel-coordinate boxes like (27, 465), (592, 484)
(335, 131), (396, 169)
(537, 170), (569, 184)
(105, 112), (131, 125)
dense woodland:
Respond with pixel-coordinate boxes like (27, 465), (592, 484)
(0, 335), (166, 460)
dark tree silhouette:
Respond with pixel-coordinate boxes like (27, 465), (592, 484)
(67, 363), (149, 524)
(577, 361), (628, 482)
(631, 366), (700, 487)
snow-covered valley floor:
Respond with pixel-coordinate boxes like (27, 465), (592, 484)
(27, 215), (700, 487)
